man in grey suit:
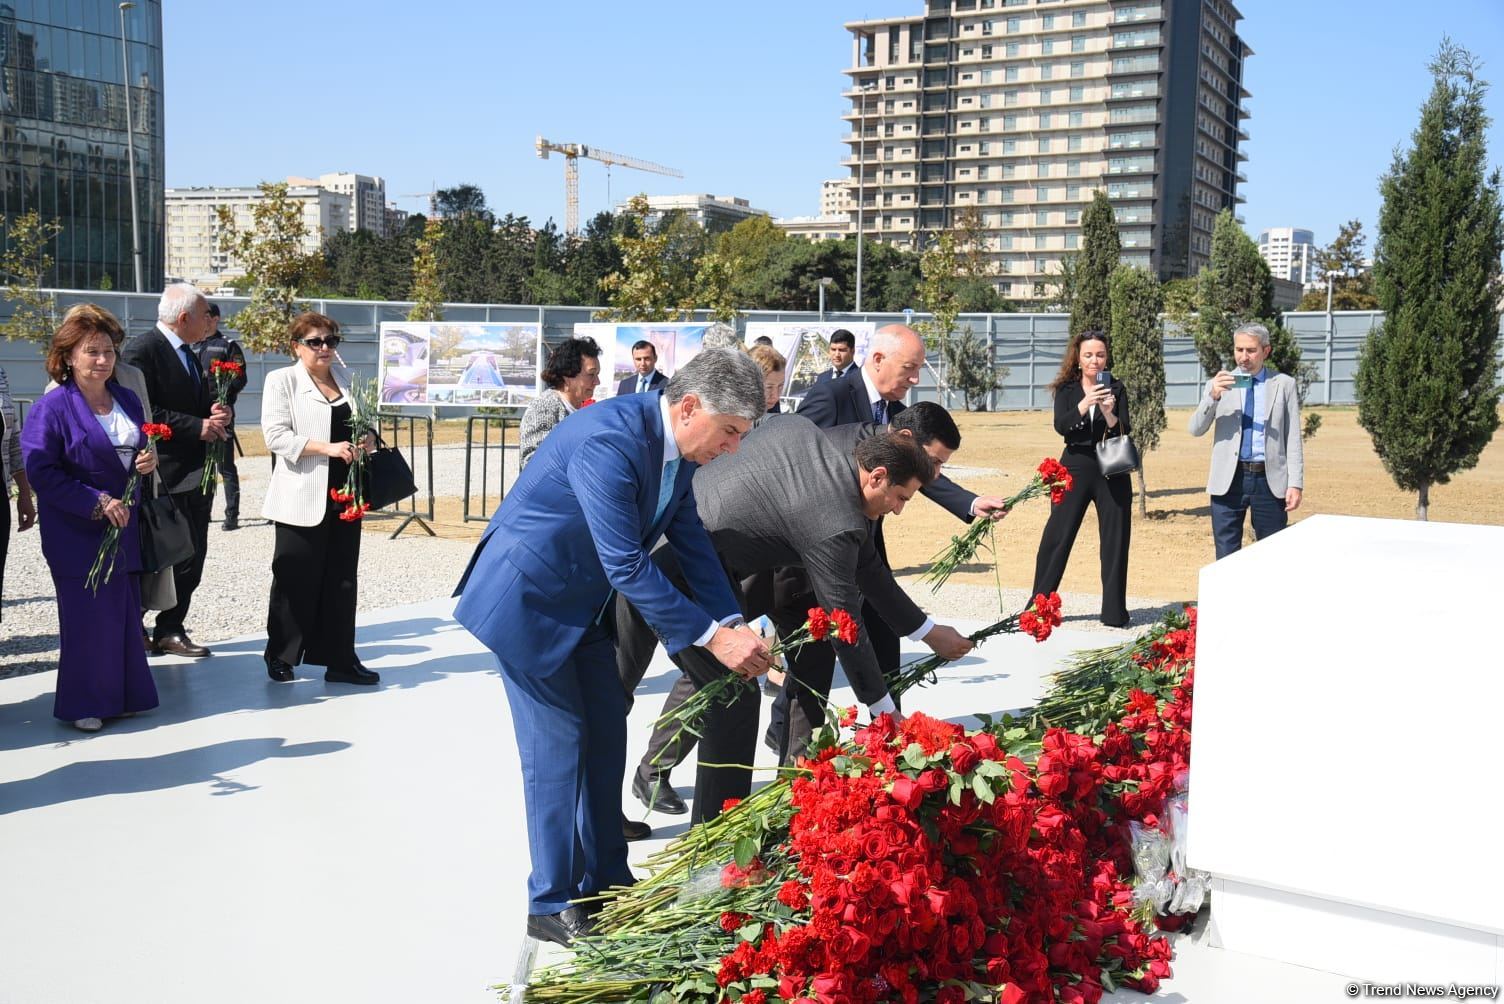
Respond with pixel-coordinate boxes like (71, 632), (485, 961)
(1189, 322), (1304, 559)
(629, 415), (974, 822)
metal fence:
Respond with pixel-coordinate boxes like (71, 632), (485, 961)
(2, 291), (1498, 424)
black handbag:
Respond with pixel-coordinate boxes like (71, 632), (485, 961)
(1095, 429), (1141, 478)
(363, 435), (417, 510)
(138, 476), (195, 573)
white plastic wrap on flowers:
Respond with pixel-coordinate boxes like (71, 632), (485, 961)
(1130, 776), (1211, 916)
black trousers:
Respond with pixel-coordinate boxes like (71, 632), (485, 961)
(0, 492), (9, 622)
(1031, 446), (1132, 626)
(217, 427), (241, 520)
(154, 488), (212, 639)
(621, 545), (760, 826)
(265, 505), (362, 671)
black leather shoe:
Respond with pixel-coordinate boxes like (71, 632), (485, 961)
(622, 815), (651, 841)
(222, 516), (239, 531)
(143, 631), (156, 655)
(265, 656), (294, 682)
(632, 771), (688, 815)
(525, 906), (594, 947)
(155, 633), (210, 658)
(325, 660), (379, 685)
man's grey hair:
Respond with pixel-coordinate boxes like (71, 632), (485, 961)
(157, 282), (206, 325)
(665, 347), (765, 422)
(1233, 321), (1270, 348)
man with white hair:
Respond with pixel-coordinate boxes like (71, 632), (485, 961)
(121, 283), (231, 658)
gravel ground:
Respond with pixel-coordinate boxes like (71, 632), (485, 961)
(0, 450), (1165, 681)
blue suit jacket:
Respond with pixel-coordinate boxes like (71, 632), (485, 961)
(453, 391), (739, 673)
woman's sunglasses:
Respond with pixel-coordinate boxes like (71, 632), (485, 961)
(299, 336), (341, 349)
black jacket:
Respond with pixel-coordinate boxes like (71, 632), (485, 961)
(120, 328), (211, 493)
(192, 334), (248, 406)
(1052, 378), (1132, 447)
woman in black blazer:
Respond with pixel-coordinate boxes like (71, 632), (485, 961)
(1031, 330), (1133, 627)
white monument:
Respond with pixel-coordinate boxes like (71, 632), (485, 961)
(1189, 514), (1504, 983)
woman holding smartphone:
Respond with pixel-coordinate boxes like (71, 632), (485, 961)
(1031, 329), (1134, 628)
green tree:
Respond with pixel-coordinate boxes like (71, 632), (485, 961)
(434, 184), (488, 219)
(0, 210), (62, 343)
(1043, 253), (1078, 314)
(599, 194), (696, 321)
(407, 217), (444, 322)
(1070, 191), (1120, 335)
(717, 215), (788, 307)
(917, 232), (1003, 411)
(98, 273), (114, 292)
(1108, 266), (1165, 516)
(215, 182), (328, 354)
(1295, 219), (1381, 310)
(1357, 40), (1503, 520)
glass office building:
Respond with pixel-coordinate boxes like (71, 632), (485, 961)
(0, 1), (164, 291)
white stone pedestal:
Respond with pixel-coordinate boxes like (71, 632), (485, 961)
(1188, 514), (1504, 984)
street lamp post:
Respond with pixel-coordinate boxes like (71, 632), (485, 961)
(818, 276), (833, 321)
(1323, 268), (1342, 404)
(118, 2), (144, 293)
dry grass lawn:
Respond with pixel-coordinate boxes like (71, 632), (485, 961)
(237, 406), (1504, 605)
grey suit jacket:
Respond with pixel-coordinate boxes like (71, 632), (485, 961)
(1188, 370), (1304, 497)
(692, 413), (925, 706)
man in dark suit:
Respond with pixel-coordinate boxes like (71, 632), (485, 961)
(793, 326), (1008, 720)
(812, 328), (857, 385)
(121, 283), (230, 658)
(615, 339), (667, 396)
(453, 348), (770, 947)
(629, 416), (975, 822)
(191, 303), (248, 531)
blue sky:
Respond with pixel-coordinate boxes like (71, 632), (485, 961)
(165, 0), (1504, 250)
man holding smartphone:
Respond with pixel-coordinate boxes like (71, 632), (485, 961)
(1189, 322), (1304, 558)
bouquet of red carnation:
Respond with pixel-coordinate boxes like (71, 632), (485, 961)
(198, 359), (243, 495)
(329, 375), (378, 521)
(647, 606), (858, 770)
(885, 590), (1063, 698)
(87, 422), (172, 594)
(921, 457), (1075, 592)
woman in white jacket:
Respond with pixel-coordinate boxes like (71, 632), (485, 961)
(260, 313), (376, 685)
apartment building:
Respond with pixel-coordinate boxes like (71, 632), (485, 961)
(613, 194), (768, 234)
(165, 185), (352, 290)
(842, 0), (1250, 302)
(290, 173), (389, 236)
(1258, 226), (1319, 287)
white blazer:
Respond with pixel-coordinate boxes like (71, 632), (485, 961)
(262, 363), (349, 527)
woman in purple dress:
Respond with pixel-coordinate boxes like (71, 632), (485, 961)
(21, 305), (161, 732)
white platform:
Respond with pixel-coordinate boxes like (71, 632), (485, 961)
(1190, 515), (1504, 984)
(1, 597), (1362, 1003)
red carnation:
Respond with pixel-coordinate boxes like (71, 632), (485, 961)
(830, 608), (859, 645)
(141, 422), (173, 441)
(721, 797), (742, 812)
(807, 607), (831, 641)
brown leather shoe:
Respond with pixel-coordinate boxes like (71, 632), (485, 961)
(155, 633), (210, 658)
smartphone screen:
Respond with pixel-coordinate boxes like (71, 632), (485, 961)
(1233, 372), (1253, 390)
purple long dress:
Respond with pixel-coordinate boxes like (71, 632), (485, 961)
(21, 381), (159, 722)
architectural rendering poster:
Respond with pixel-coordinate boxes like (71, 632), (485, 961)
(743, 322), (876, 400)
(574, 323), (710, 397)
(378, 322), (541, 406)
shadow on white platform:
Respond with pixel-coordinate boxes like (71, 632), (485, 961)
(0, 598), (1350, 1004)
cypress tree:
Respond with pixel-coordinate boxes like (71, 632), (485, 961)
(1108, 266), (1165, 516)
(1357, 40), (1503, 520)
(1069, 191), (1119, 335)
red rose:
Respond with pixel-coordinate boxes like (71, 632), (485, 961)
(948, 741), (981, 774)
(741, 990), (767, 1004)
(890, 775), (923, 810)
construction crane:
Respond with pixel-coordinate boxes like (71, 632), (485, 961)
(535, 135), (683, 235)
(397, 189), (439, 216)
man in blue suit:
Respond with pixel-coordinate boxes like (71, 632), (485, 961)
(454, 348), (771, 948)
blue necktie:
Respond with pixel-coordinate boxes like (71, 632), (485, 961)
(1240, 380), (1255, 461)
(638, 376), (648, 394)
(872, 399), (885, 425)
(180, 344), (201, 390)
(654, 458), (680, 524)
